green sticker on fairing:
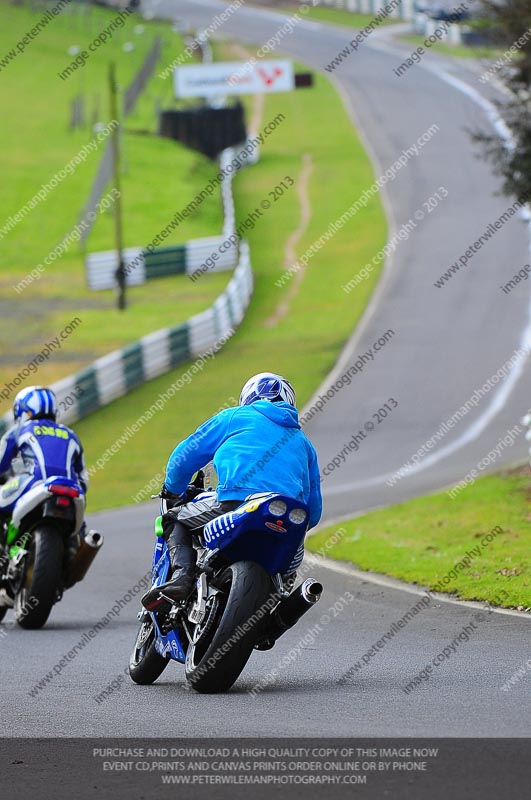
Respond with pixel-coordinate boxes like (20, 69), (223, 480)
(6, 520), (19, 547)
(154, 516), (163, 537)
(7, 524), (30, 558)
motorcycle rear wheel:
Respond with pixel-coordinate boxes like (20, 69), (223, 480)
(185, 560), (272, 694)
(16, 526), (63, 629)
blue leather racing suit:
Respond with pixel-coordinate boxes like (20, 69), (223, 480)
(0, 418), (88, 514)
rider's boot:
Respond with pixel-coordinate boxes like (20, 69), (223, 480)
(141, 521), (196, 610)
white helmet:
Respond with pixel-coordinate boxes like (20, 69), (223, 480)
(239, 372), (296, 407)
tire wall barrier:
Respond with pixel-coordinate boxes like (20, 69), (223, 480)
(159, 103), (247, 160)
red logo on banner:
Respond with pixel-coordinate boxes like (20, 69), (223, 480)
(257, 66), (284, 87)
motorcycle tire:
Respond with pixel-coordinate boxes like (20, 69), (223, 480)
(129, 617), (169, 685)
(185, 560), (273, 694)
(16, 526), (63, 629)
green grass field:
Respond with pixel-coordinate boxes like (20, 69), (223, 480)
(398, 33), (502, 60)
(309, 467), (531, 609)
(73, 40), (387, 511)
(282, 3), (396, 29)
(0, 2), (226, 399)
(4, 6), (526, 610)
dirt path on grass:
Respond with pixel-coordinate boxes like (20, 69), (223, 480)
(228, 43), (314, 327)
(264, 151), (314, 328)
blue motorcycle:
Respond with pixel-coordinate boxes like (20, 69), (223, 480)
(129, 489), (322, 693)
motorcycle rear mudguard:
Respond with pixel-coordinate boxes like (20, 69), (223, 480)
(11, 478), (85, 536)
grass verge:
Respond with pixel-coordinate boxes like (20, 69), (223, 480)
(398, 33), (503, 60)
(282, 4), (395, 29)
(0, 2), (225, 400)
(308, 466), (531, 609)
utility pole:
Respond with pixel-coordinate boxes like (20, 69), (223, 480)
(109, 61), (126, 311)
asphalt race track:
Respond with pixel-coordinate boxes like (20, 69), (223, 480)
(1, 0), (530, 739)
(161, 0), (531, 520)
(2, 502), (529, 736)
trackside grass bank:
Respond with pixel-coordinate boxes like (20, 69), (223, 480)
(281, 4), (396, 29)
(308, 467), (531, 608)
(75, 43), (387, 511)
(398, 34), (502, 61)
(0, 2), (226, 403)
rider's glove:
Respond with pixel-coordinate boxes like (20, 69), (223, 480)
(185, 469), (205, 501)
(160, 484), (184, 501)
(185, 484), (204, 501)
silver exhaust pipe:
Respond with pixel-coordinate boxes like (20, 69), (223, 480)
(300, 578), (323, 605)
(66, 530), (104, 587)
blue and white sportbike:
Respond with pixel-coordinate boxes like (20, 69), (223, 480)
(129, 487), (323, 693)
(0, 477), (103, 629)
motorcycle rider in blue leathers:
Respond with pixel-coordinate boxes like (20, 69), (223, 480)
(0, 386), (89, 587)
(142, 372), (322, 611)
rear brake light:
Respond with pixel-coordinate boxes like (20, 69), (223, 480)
(56, 497), (71, 507)
(49, 485), (79, 498)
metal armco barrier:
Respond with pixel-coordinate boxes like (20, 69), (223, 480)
(85, 137), (249, 290)
(86, 235), (238, 290)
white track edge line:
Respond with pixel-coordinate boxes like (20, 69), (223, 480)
(304, 552), (531, 620)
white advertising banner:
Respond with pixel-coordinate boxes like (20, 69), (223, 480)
(174, 60), (295, 98)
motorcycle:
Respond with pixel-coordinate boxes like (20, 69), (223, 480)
(129, 488), (323, 693)
(0, 476), (103, 629)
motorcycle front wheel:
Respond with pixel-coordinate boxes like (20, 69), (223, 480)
(129, 617), (169, 685)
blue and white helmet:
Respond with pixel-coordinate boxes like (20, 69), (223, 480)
(239, 372), (296, 407)
(13, 386), (57, 422)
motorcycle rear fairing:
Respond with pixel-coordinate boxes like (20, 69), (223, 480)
(10, 476), (85, 537)
(1, 475), (101, 628)
(202, 493), (308, 576)
(145, 493), (310, 665)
